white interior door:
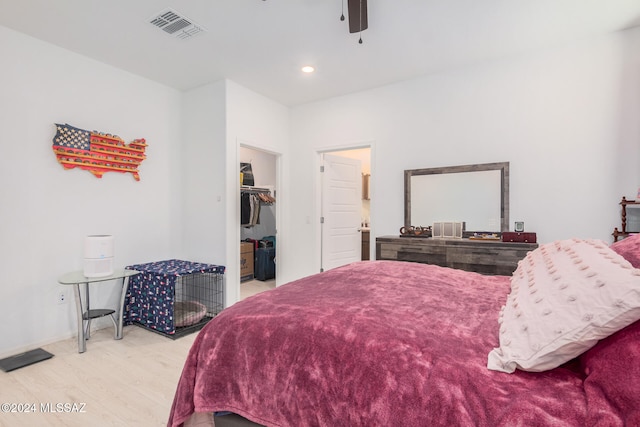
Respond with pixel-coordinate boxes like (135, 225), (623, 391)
(321, 153), (362, 271)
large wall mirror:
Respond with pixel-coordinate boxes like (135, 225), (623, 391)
(404, 162), (509, 234)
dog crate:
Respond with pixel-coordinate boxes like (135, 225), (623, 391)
(124, 259), (225, 339)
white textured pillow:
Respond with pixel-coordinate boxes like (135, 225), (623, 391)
(488, 238), (640, 373)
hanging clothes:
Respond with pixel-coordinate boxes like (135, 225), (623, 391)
(241, 192), (252, 226)
(241, 188), (275, 227)
(250, 193), (261, 225)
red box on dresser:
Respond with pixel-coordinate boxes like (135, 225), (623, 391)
(502, 232), (537, 243)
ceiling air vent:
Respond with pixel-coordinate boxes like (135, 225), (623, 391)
(148, 8), (206, 40)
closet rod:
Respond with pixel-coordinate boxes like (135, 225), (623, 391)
(241, 186), (272, 194)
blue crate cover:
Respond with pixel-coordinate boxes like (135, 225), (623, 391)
(124, 259), (225, 334)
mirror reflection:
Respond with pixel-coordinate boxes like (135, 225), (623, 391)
(404, 162), (509, 234)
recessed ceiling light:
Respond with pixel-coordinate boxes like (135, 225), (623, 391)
(301, 66), (315, 73)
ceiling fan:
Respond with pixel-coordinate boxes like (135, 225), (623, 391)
(341, 0), (368, 43)
(262, 0), (368, 44)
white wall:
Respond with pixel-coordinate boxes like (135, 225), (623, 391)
(181, 81), (227, 265)
(286, 28), (640, 282)
(0, 26), (183, 356)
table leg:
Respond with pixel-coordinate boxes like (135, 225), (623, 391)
(73, 283), (86, 353)
(84, 282), (91, 340)
(116, 275), (131, 340)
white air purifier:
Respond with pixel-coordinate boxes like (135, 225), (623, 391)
(83, 235), (114, 277)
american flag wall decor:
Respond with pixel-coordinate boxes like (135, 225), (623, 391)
(52, 123), (147, 181)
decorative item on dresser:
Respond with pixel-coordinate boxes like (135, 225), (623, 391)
(613, 196), (640, 242)
(376, 236), (537, 275)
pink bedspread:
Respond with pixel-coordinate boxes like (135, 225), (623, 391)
(169, 261), (597, 426)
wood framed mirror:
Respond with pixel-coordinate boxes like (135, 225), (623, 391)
(404, 162), (509, 234)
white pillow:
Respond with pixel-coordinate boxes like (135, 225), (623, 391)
(487, 238), (640, 373)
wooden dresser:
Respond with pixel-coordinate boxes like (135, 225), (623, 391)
(376, 236), (537, 276)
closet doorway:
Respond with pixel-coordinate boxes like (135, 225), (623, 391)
(320, 147), (372, 272)
(239, 146), (278, 300)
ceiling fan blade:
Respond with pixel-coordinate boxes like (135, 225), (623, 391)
(347, 0), (368, 33)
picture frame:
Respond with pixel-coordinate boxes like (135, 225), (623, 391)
(514, 221), (525, 232)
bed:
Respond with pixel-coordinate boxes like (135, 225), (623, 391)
(168, 236), (640, 427)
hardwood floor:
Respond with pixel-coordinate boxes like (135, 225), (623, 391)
(0, 280), (276, 427)
(0, 326), (198, 426)
(240, 279), (275, 300)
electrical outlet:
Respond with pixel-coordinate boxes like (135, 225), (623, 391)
(57, 291), (67, 305)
